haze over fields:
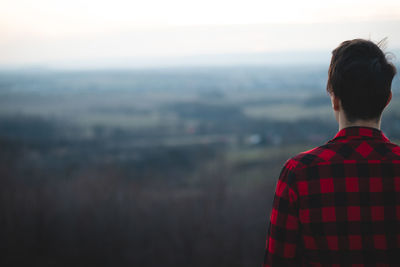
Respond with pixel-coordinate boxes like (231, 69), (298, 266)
(1, 0), (400, 68)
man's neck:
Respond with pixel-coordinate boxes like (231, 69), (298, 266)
(337, 111), (381, 131)
(338, 119), (381, 131)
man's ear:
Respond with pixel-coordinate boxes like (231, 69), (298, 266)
(330, 94), (340, 111)
(386, 91), (392, 107)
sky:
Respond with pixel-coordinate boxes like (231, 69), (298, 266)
(1, 0), (400, 68)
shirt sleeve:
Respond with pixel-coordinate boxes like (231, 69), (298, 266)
(263, 160), (300, 267)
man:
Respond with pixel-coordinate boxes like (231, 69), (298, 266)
(263, 39), (398, 266)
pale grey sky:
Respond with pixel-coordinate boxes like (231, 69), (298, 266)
(1, 0), (400, 68)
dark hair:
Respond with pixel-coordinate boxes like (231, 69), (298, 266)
(326, 38), (397, 122)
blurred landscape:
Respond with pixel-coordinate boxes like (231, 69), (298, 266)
(1, 65), (400, 266)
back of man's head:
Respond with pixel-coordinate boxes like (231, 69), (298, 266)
(327, 39), (397, 122)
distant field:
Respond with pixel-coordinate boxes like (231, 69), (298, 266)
(243, 103), (331, 120)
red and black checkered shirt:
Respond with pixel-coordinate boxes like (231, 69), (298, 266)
(264, 126), (400, 266)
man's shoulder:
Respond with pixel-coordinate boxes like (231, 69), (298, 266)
(283, 139), (400, 173)
(283, 144), (331, 172)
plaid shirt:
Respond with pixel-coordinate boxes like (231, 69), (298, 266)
(264, 126), (400, 266)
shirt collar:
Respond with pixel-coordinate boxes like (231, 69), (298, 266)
(329, 126), (389, 143)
